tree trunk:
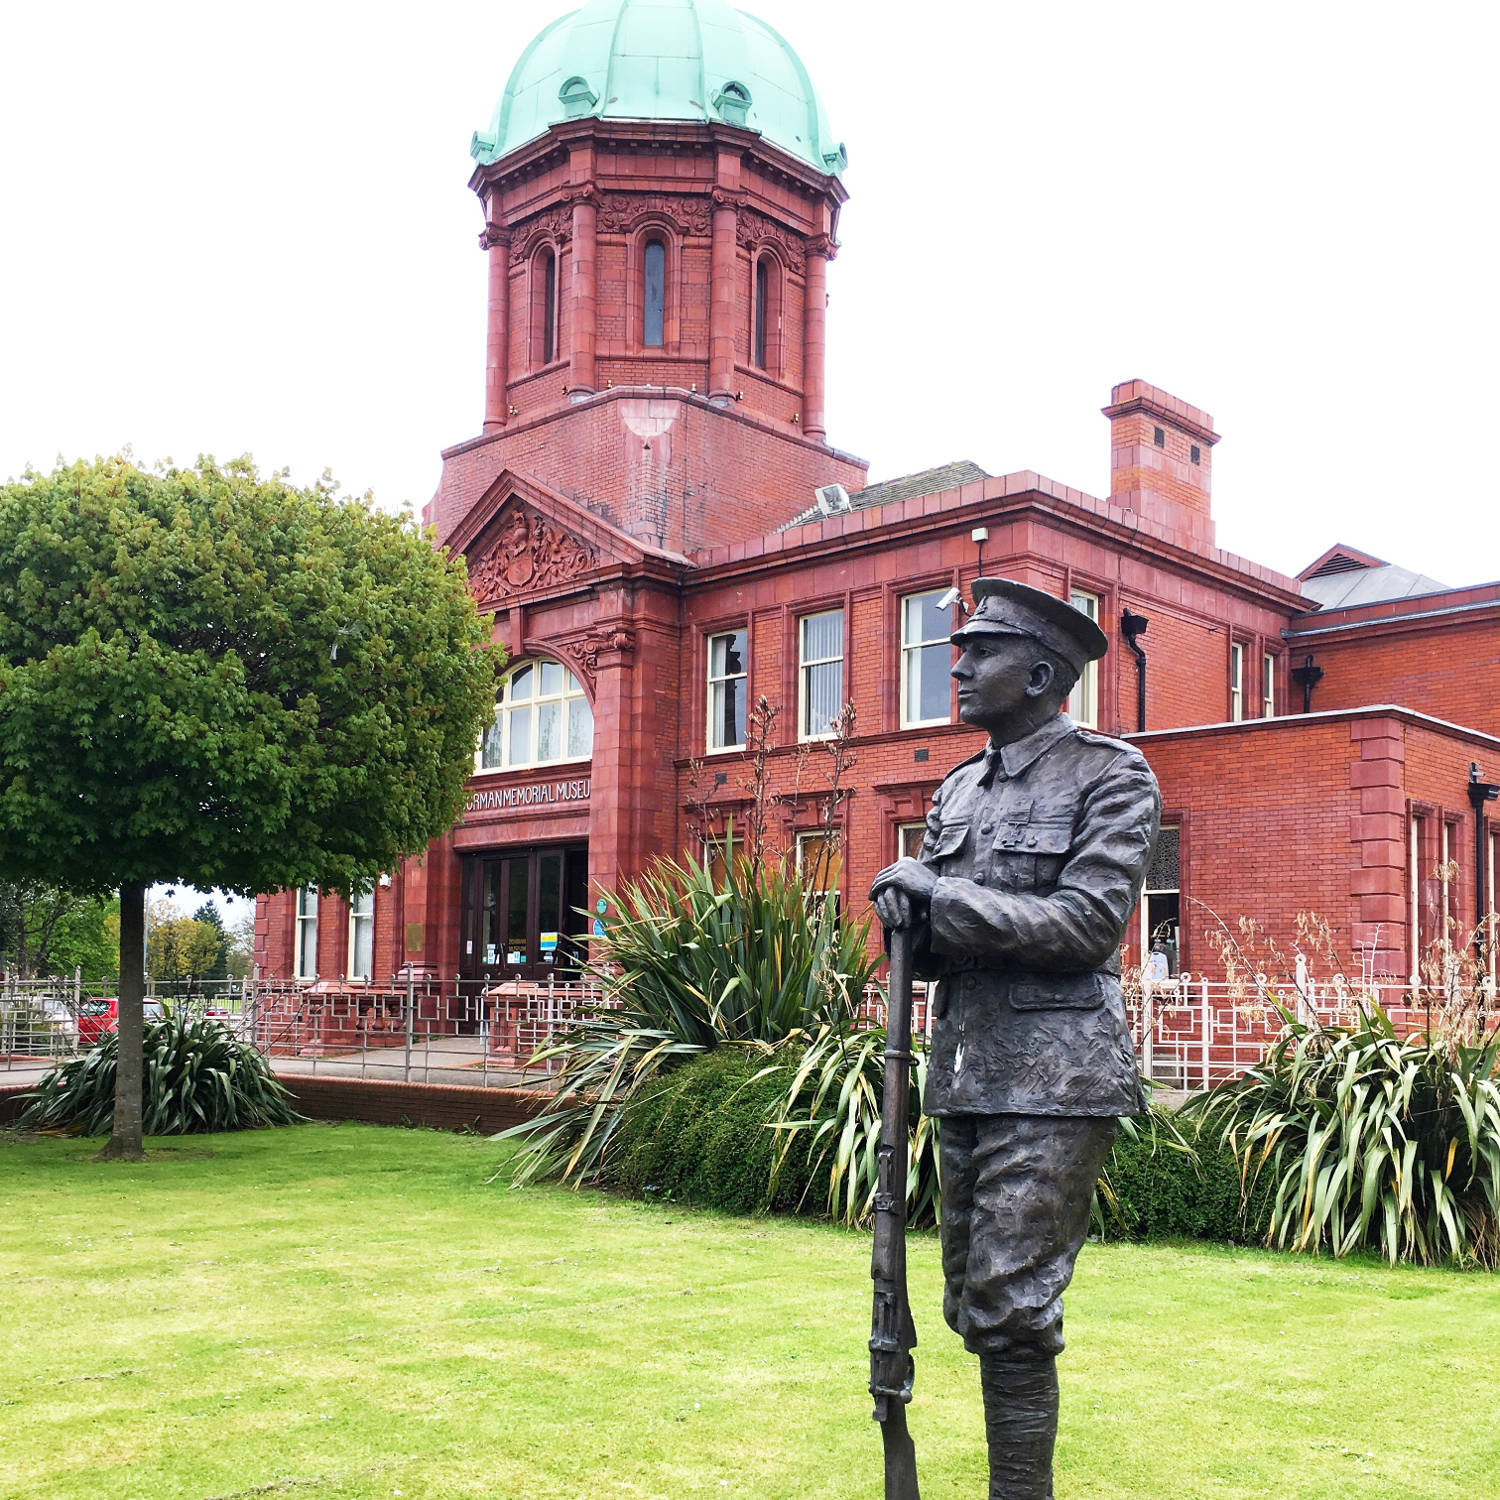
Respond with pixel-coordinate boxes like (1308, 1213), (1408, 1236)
(97, 880), (146, 1161)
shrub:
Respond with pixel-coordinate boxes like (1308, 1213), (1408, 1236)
(499, 851), (881, 1189)
(1098, 1115), (1273, 1244)
(1184, 1005), (1500, 1266)
(16, 1011), (302, 1135)
(608, 1046), (832, 1215)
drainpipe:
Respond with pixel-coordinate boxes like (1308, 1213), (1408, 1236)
(1120, 609), (1149, 733)
(1468, 764), (1499, 982)
(1290, 653), (1323, 714)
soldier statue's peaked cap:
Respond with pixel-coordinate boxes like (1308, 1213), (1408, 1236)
(950, 577), (1109, 673)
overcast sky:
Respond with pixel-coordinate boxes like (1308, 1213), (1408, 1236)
(2, 0), (1495, 595)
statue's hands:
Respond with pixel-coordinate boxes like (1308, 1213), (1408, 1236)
(869, 857), (938, 931)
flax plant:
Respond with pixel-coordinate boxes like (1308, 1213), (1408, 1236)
(768, 1021), (940, 1228)
(498, 849), (881, 1188)
(17, 1010), (301, 1135)
(1187, 1006), (1500, 1266)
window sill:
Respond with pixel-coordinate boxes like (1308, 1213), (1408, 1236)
(473, 756), (592, 777)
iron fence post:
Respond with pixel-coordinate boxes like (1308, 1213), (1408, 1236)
(404, 970), (414, 1084)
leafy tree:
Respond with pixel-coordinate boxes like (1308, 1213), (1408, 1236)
(0, 881), (118, 978)
(146, 916), (223, 984)
(223, 909), (255, 981)
(190, 901), (229, 980)
(0, 455), (502, 1159)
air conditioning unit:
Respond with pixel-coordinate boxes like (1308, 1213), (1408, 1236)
(814, 483), (851, 515)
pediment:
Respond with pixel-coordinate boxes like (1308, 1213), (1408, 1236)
(466, 501), (599, 605)
(447, 470), (657, 607)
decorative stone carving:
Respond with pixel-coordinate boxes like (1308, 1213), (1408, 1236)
(736, 207), (805, 274)
(509, 204), (574, 265)
(569, 625), (637, 690)
(478, 223), (511, 252)
(595, 192), (713, 237)
(467, 505), (597, 602)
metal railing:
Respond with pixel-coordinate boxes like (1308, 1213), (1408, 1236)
(7, 966), (1491, 1099)
(1, 973), (253, 1073)
(248, 971), (613, 1086)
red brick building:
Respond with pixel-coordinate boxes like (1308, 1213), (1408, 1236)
(255, 0), (1500, 997)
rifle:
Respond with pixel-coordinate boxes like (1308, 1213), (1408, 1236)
(869, 925), (920, 1499)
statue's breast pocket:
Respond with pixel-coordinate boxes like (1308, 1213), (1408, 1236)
(990, 818), (1073, 892)
(930, 820), (969, 870)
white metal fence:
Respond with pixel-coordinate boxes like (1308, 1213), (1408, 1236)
(4, 967), (1489, 1097)
(1, 973), (253, 1074)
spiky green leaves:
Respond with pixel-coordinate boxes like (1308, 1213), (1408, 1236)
(16, 1011), (302, 1135)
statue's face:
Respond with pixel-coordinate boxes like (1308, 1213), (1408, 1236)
(951, 635), (1054, 734)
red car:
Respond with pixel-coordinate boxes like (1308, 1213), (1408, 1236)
(77, 998), (165, 1044)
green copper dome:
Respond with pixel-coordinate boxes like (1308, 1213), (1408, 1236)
(471, 0), (846, 176)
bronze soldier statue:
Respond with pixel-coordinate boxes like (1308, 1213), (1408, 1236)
(870, 578), (1160, 1500)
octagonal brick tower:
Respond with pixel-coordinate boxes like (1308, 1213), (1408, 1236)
(429, 0), (867, 554)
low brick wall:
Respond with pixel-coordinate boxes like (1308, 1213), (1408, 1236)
(1, 1076), (553, 1136)
(281, 1076), (552, 1134)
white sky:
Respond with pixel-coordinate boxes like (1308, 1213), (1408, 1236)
(2, 0), (1495, 595)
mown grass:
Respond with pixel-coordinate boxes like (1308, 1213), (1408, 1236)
(3, 1124), (1498, 1499)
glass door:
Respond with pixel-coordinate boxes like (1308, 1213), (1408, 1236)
(463, 845), (588, 982)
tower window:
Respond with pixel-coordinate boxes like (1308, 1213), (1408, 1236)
(753, 258), (769, 368)
(539, 247), (558, 365)
(643, 237), (666, 347)
(1190, 443), (1201, 465)
(751, 254), (781, 374)
(1153, 426), (1166, 448)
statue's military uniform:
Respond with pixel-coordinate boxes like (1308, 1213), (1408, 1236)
(913, 714), (1159, 1359)
(882, 576), (1161, 1500)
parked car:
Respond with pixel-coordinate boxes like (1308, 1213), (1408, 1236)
(77, 998), (165, 1044)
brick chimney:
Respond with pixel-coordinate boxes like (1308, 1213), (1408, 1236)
(1102, 379), (1220, 548)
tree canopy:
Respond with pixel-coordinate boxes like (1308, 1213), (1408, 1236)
(0, 455), (502, 899)
(0, 454), (503, 1157)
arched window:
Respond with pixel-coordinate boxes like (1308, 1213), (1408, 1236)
(752, 253), (780, 372)
(753, 257), (769, 368)
(535, 247), (558, 365)
(643, 237), (666, 347)
(480, 658), (593, 770)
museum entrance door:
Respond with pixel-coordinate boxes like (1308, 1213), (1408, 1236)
(460, 844), (589, 987)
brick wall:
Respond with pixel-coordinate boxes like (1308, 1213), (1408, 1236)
(282, 1077), (549, 1135)
(431, 391), (867, 554)
(0, 1079), (550, 1136)
(1289, 609), (1500, 738)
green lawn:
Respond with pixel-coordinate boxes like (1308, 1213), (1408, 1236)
(3, 1125), (1498, 1500)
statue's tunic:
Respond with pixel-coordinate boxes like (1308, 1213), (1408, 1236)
(916, 713), (1159, 1119)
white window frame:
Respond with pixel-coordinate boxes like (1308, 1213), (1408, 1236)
(795, 829), (841, 904)
(900, 590), (953, 729)
(1263, 652), (1275, 717)
(1441, 819), (1453, 955)
(294, 886), (318, 982)
(798, 609), (845, 741)
(701, 830), (737, 882)
(1229, 642), (1245, 722)
(1066, 590), (1099, 728)
(706, 628), (748, 752)
(1488, 830), (1497, 991)
(897, 821), (927, 861)
(478, 658), (593, 772)
(348, 886), (375, 982)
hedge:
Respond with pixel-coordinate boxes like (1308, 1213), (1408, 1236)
(1101, 1119), (1274, 1244)
(607, 1045), (831, 1215)
(610, 1047), (1276, 1244)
